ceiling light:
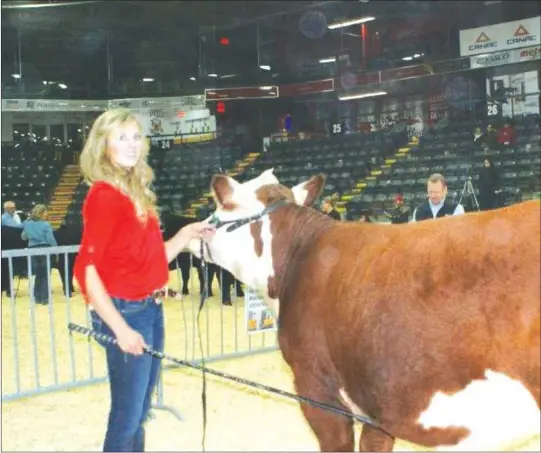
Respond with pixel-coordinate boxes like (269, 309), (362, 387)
(338, 91), (386, 101)
(190, 77), (196, 81)
(259, 65), (271, 71)
(58, 83), (67, 89)
(1, 1), (102, 9)
(402, 56), (413, 61)
(413, 53), (421, 58)
(319, 57), (336, 64)
(208, 73), (218, 77)
(328, 16), (375, 30)
(142, 78), (154, 82)
(259, 86), (274, 90)
(12, 74), (21, 79)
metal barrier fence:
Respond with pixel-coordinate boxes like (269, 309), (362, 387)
(1, 245), (278, 413)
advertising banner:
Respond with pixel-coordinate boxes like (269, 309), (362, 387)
(244, 287), (277, 334)
(460, 16), (540, 56)
(1, 99), (108, 112)
(470, 45), (541, 69)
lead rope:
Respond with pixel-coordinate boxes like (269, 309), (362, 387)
(67, 323), (389, 434)
(198, 239), (208, 452)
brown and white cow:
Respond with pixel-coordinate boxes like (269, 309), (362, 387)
(188, 169), (540, 452)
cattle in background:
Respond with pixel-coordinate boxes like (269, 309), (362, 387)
(187, 169), (540, 452)
(1, 226), (27, 296)
(54, 223), (81, 297)
(2, 213), (239, 301)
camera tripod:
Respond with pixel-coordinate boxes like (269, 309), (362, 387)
(458, 177), (480, 212)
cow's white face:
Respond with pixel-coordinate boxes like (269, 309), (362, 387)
(187, 168), (325, 317)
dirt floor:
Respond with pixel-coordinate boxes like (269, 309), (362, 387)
(2, 270), (540, 451)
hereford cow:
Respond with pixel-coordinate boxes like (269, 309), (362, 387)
(187, 169), (540, 452)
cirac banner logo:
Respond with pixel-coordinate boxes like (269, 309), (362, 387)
(460, 16), (541, 56)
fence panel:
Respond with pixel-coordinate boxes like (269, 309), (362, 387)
(1, 245), (278, 404)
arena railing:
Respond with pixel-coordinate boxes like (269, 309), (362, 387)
(1, 245), (278, 415)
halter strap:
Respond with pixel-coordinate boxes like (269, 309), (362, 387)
(209, 199), (290, 233)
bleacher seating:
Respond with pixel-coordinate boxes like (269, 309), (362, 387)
(62, 140), (243, 226)
(1, 143), (65, 213)
(241, 131), (402, 199)
(348, 114), (541, 217)
(150, 141), (241, 214)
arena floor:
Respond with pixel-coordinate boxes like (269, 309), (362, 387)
(2, 270), (540, 451)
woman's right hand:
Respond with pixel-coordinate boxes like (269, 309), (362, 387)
(115, 325), (146, 355)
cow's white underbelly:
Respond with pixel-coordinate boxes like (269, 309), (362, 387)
(417, 369), (540, 451)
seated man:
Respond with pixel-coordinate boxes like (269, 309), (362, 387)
(1, 201), (23, 228)
(497, 121), (516, 146)
(321, 197), (341, 220)
(384, 195), (410, 224)
(411, 173), (465, 222)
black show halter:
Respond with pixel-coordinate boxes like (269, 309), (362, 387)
(207, 199), (291, 233)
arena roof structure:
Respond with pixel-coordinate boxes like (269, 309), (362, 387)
(1, 0), (540, 99)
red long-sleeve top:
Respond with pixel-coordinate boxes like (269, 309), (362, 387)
(497, 126), (516, 145)
(74, 181), (169, 303)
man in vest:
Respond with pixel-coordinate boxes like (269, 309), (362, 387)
(411, 173), (465, 222)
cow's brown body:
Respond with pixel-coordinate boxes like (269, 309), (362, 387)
(198, 172), (540, 452)
(265, 198), (540, 451)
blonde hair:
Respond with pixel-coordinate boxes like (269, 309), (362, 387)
(30, 204), (47, 221)
(80, 108), (158, 219)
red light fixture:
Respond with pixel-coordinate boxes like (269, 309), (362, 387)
(220, 37), (230, 46)
(217, 101), (225, 113)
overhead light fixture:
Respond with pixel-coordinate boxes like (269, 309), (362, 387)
(1, 1), (102, 9)
(328, 16), (375, 30)
(319, 57), (336, 64)
(189, 77), (196, 81)
(338, 90), (386, 101)
(142, 78), (154, 82)
(402, 53), (424, 61)
(58, 83), (67, 89)
(259, 65), (271, 71)
(259, 86), (273, 90)
(208, 73), (218, 77)
(12, 74), (21, 79)
(220, 74), (237, 79)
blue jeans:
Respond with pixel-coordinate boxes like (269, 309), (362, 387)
(29, 245), (51, 303)
(91, 297), (164, 452)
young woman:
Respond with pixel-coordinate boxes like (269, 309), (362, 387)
(21, 204), (57, 304)
(74, 108), (214, 452)
(478, 157), (500, 211)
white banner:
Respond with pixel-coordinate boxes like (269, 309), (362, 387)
(460, 16), (540, 56)
(132, 108), (216, 137)
(1, 99), (108, 112)
(244, 287), (277, 334)
(108, 95), (205, 110)
(470, 45), (541, 69)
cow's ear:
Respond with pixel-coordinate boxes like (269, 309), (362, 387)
(211, 174), (241, 210)
(291, 174), (326, 207)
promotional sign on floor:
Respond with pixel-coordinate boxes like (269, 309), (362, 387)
(244, 287), (277, 334)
